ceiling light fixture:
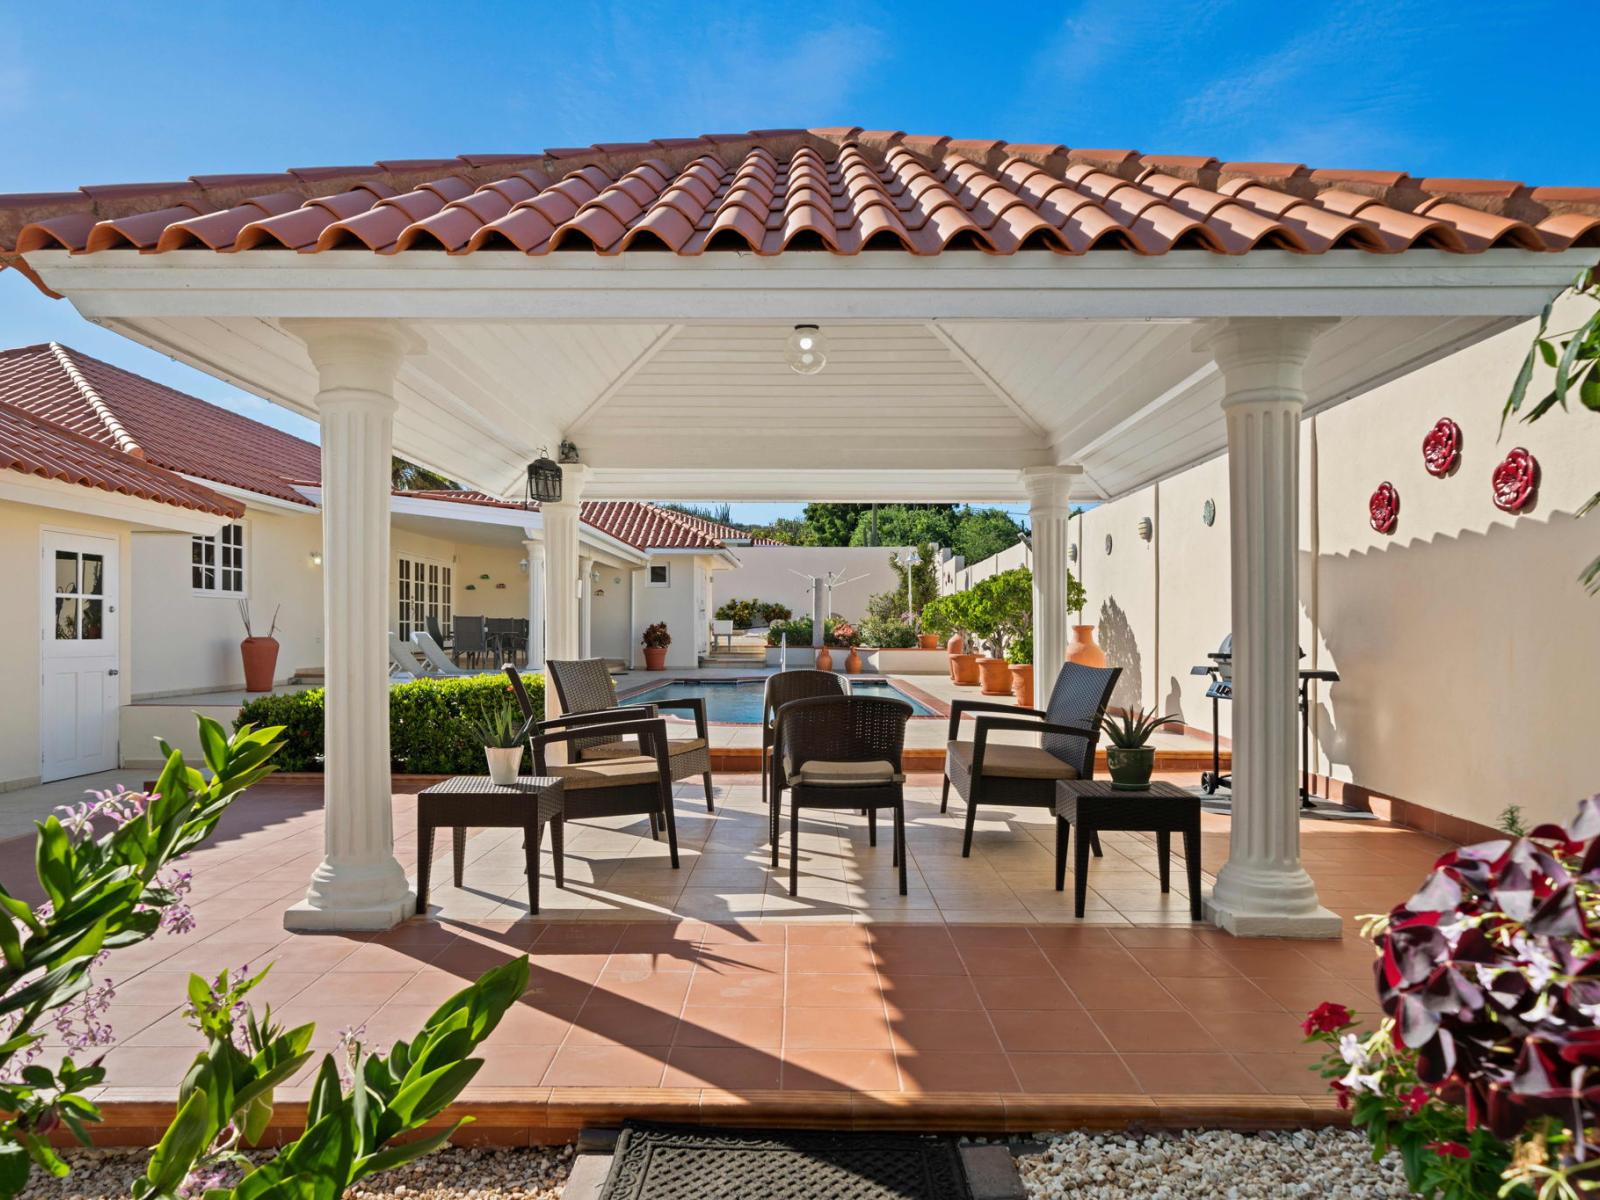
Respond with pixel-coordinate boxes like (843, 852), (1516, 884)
(785, 324), (827, 375)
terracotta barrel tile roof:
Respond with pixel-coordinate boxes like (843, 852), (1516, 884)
(578, 501), (770, 550)
(3, 129), (1596, 286)
(0, 400), (241, 517)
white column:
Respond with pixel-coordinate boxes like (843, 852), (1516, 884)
(523, 537), (545, 671)
(578, 554), (594, 658)
(1023, 465), (1074, 709)
(284, 322), (417, 932)
(1201, 319), (1340, 939)
(541, 466), (586, 668)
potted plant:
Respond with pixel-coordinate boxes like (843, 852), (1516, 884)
(237, 600), (281, 693)
(1099, 707), (1179, 791)
(464, 698), (529, 785)
(1005, 630), (1033, 705)
(641, 621), (671, 671)
(1064, 571), (1105, 667)
(834, 622), (862, 674)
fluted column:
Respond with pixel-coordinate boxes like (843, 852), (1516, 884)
(523, 538), (545, 671)
(1202, 319), (1340, 938)
(541, 466), (586, 684)
(1023, 466), (1075, 709)
(284, 322), (417, 932)
(578, 554), (594, 659)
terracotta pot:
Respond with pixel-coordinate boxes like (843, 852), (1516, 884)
(816, 646), (833, 672)
(917, 634), (940, 650)
(950, 652), (980, 685)
(1065, 624), (1107, 668)
(484, 745), (523, 786)
(643, 645), (668, 671)
(845, 647), (862, 674)
(945, 632), (964, 657)
(978, 656), (1013, 695)
(241, 636), (279, 693)
(1009, 663), (1034, 706)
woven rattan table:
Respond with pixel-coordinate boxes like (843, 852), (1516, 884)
(1054, 779), (1201, 920)
(416, 775), (564, 916)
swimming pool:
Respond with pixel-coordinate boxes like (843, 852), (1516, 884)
(623, 678), (937, 723)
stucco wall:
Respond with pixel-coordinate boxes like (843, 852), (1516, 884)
(1079, 485), (1159, 712)
(632, 556), (701, 669)
(451, 542), (528, 621)
(590, 564), (632, 661)
(716, 545), (909, 624)
(0, 502), (136, 788)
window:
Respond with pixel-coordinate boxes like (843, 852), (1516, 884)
(53, 549), (105, 641)
(192, 523), (245, 594)
(396, 556), (452, 641)
(647, 562), (670, 587)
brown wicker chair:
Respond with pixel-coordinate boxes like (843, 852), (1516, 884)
(760, 669), (849, 807)
(942, 661), (1121, 857)
(504, 668), (681, 868)
(545, 658), (715, 812)
(772, 694), (912, 897)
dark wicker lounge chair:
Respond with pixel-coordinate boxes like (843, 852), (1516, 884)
(760, 669), (849, 808)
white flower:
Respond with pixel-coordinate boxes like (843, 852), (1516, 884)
(1339, 1064), (1384, 1095)
(1339, 1033), (1370, 1069)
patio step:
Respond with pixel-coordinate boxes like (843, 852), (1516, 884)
(699, 651), (766, 667)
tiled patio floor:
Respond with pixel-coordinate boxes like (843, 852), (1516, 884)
(6, 773), (1447, 1136)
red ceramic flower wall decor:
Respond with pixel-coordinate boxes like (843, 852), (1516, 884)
(1421, 418), (1461, 476)
(1369, 482), (1399, 534)
(1492, 448), (1539, 512)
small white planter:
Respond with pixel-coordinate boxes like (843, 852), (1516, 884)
(484, 745), (523, 786)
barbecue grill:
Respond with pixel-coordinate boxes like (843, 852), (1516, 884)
(1190, 635), (1340, 808)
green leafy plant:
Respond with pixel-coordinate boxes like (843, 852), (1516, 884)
(0, 717), (286, 1199)
(917, 593), (960, 643)
(237, 675), (544, 774)
(462, 697), (530, 749)
(860, 616), (917, 648)
(765, 617), (813, 646)
(756, 600), (792, 623)
(1497, 803), (1529, 837)
(1504, 271), (1600, 593)
(641, 622), (671, 649)
(1099, 707), (1179, 749)
(135, 956), (530, 1199)
(714, 597), (757, 629)
(1005, 630), (1033, 666)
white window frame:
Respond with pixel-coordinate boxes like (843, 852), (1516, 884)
(646, 562), (671, 588)
(191, 521), (246, 596)
(396, 554), (453, 641)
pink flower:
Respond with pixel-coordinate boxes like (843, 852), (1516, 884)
(1302, 1001), (1353, 1036)
(1401, 1086), (1431, 1116)
(1428, 1141), (1470, 1159)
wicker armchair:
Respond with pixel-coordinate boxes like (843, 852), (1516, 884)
(504, 668), (681, 867)
(545, 658), (715, 812)
(942, 661), (1121, 857)
(772, 695), (912, 896)
(760, 669), (849, 807)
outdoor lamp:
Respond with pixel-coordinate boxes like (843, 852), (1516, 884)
(785, 324), (827, 375)
(309, 550), (322, 567)
(525, 449), (563, 507)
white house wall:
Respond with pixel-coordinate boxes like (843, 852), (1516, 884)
(716, 545), (909, 625)
(590, 564), (631, 662)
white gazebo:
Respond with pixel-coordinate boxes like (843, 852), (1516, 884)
(7, 129), (1595, 937)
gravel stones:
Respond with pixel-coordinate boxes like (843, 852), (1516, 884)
(1016, 1129), (1409, 1199)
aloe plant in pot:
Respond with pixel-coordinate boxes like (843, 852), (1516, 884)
(1100, 707), (1179, 791)
(463, 698), (530, 785)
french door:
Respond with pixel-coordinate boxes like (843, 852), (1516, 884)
(396, 557), (452, 641)
(40, 532), (119, 781)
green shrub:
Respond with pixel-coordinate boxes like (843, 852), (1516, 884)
(235, 674), (545, 774)
(766, 617), (812, 646)
(714, 597), (757, 628)
(756, 600), (792, 623)
(860, 615), (917, 647)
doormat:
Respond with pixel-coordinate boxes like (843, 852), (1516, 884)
(1188, 788), (1379, 822)
(598, 1122), (974, 1200)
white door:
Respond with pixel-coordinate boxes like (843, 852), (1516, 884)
(40, 532), (119, 782)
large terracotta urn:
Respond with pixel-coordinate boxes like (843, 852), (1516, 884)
(1009, 663), (1034, 706)
(918, 634), (940, 650)
(1065, 624), (1107, 668)
(950, 653), (980, 686)
(241, 636), (279, 693)
(945, 632), (964, 656)
(978, 656), (1013, 695)
(816, 646), (834, 672)
(845, 646), (862, 675)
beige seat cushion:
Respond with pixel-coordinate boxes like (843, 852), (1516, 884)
(549, 756), (662, 791)
(947, 740), (1078, 781)
(784, 758), (904, 787)
(581, 736), (707, 761)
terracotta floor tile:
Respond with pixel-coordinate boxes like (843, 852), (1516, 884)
(1122, 1052), (1265, 1095)
(1008, 1053), (1144, 1095)
(567, 999), (680, 1047)
(1235, 1051), (1329, 1095)
(1108, 928), (1204, 949)
(675, 1005), (784, 1048)
(1067, 975), (1182, 1012)
(1092, 1010), (1219, 1053)
(973, 975), (1081, 1011)
(880, 975), (984, 1012)
(1172, 976), (1286, 1013)
(1134, 948), (1241, 979)
(785, 923), (871, 946)
(889, 1008), (1001, 1054)
(786, 943), (877, 975)
(470, 1045), (556, 1087)
(305, 971), (415, 1007)
(695, 944), (786, 974)
(685, 970), (785, 1008)
(1253, 977), (1371, 1016)
(988, 1011), (1113, 1054)
(782, 1048), (900, 1092)
(663, 1045), (784, 1090)
(784, 973), (883, 1010)
(957, 944), (1056, 977)
(947, 925), (1038, 949)
(1193, 1009), (1311, 1053)
(541, 1044), (669, 1088)
(874, 948), (969, 976)
(783, 1007), (892, 1050)
(897, 1050), (1020, 1093)
(588, 969), (692, 1011)
(1039, 946), (1140, 982)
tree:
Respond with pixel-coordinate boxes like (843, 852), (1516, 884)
(952, 506), (1025, 564)
(848, 505), (956, 549)
(1505, 270), (1600, 593)
(802, 503), (869, 546)
(746, 517), (815, 546)
(390, 458), (455, 490)
(657, 501), (734, 525)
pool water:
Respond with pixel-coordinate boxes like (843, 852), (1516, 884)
(624, 678), (935, 722)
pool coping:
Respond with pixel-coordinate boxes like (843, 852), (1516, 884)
(617, 675), (951, 723)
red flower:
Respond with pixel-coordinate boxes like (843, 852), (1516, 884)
(1330, 1080), (1351, 1111)
(1428, 1141), (1470, 1160)
(1302, 1001), (1353, 1036)
(1401, 1086), (1431, 1115)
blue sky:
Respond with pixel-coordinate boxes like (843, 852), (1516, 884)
(3, 0), (1594, 524)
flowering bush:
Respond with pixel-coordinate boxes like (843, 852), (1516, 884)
(1306, 795), (1600, 1199)
(830, 621), (860, 648)
(641, 621), (672, 649)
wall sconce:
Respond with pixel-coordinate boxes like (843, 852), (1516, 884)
(517, 558), (529, 573)
(1068, 543), (1078, 563)
(309, 550), (322, 567)
(1137, 517), (1154, 542)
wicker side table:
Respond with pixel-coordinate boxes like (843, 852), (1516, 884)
(1054, 779), (1201, 920)
(416, 775), (564, 916)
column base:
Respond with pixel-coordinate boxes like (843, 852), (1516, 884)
(1203, 892), (1343, 939)
(283, 855), (415, 932)
(284, 889), (417, 932)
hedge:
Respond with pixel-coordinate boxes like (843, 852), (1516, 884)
(235, 673), (546, 774)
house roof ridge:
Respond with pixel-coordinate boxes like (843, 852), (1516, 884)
(47, 341), (146, 459)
